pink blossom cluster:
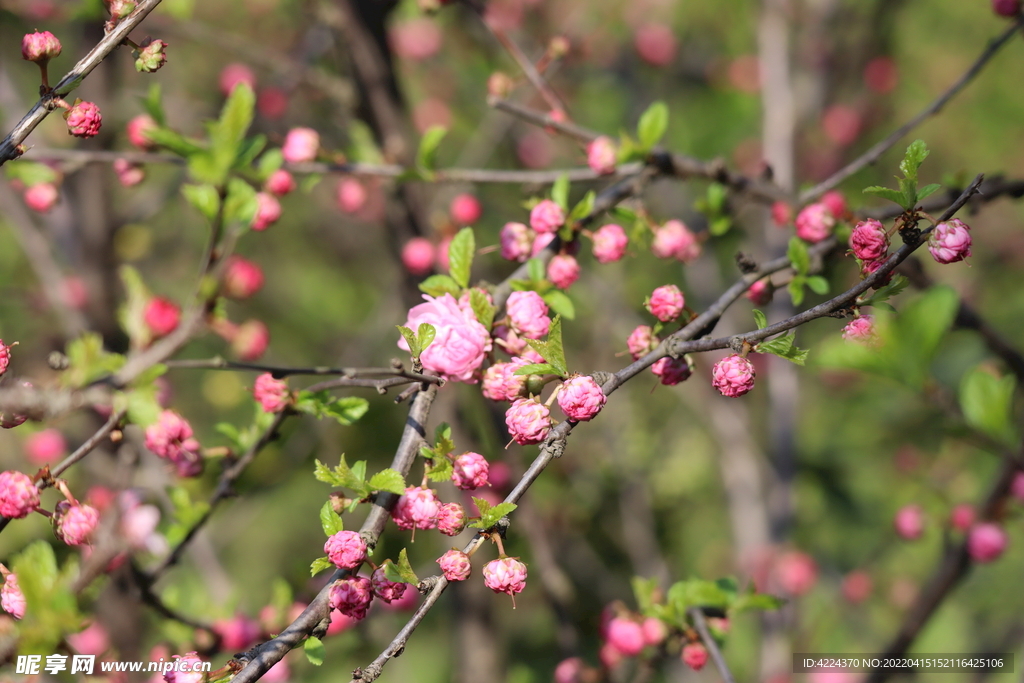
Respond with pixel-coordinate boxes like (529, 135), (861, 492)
(849, 218), (891, 281)
(599, 610), (669, 670)
(398, 294), (492, 382)
(651, 220), (700, 262)
(482, 358), (530, 402)
(482, 557), (528, 602)
(52, 500), (100, 546)
(711, 354), (756, 397)
(556, 375), (606, 421)
(504, 397), (552, 445)
(253, 373), (290, 413)
(324, 530), (368, 569)
(842, 315), (877, 345)
(795, 202), (835, 244)
(0, 471), (40, 519)
(928, 218), (972, 264)
(144, 410), (203, 477)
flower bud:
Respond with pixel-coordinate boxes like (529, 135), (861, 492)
(134, 39), (168, 73)
(65, 101), (102, 138)
(21, 31), (62, 64)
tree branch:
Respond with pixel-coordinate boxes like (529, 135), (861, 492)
(688, 607), (738, 683)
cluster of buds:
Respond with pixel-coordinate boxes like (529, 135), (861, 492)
(390, 486), (468, 536)
(252, 373), (291, 413)
(144, 410), (203, 477)
(651, 219), (701, 262)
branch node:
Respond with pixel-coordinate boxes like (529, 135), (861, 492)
(735, 252), (759, 274)
(728, 337), (746, 354)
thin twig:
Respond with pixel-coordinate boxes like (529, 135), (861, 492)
(0, 0), (165, 166)
(800, 15), (1024, 203)
(688, 607), (738, 683)
(163, 358), (442, 384)
(51, 409), (126, 478)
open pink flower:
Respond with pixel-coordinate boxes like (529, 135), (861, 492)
(398, 294), (491, 382)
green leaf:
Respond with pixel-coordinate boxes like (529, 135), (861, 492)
(209, 83), (256, 183)
(960, 368), (1018, 447)
(899, 139), (929, 183)
(145, 127), (205, 158)
(397, 325), (420, 358)
(787, 237), (810, 274)
(527, 258), (546, 284)
(234, 134), (266, 171)
(469, 497), (518, 529)
(181, 183), (220, 222)
(568, 190), (596, 223)
(752, 309), (767, 330)
(859, 274), (909, 308)
(512, 363), (558, 376)
(706, 183), (727, 213)
(709, 216), (732, 237)
(115, 265), (154, 350)
(348, 120), (385, 164)
(320, 501), (344, 536)
(314, 459), (345, 487)
(223, 177), (258, 227)
(140, 82), (166, 126)
(418, 274), (462, 298)
(448, 227), (475, 288)
(310, 556), (333, 576)
(121, 386), (162, 428)
(417, 323), (436, 354)
(898, 176), (918, 210)
(632, 577), (660, 614)
(863, 186), (906, 206)
(525, 315), (568, 377)
(610, 206), (638, 224)
(731, 590), (786, 614)
(756, 332), (809, 365)
(257, 148), (284, 178)
(637, 101), (668, 150)
(5, 161), (59, 187)
(368, 468), (407, 495)
(434, 423), (455, 457)
(382, 548), (420, 584)
(806, 275), (829, 295)
(917, 183), (942, 202)
(63, 332), (125, 388)
(426, 454), (454, 482)
(324, 397), (369, 426)
(416, 125), (448, 174)
(551, 174), (570, 211)
(788, 278), (805, 307)
(470, 289), (496, 330)
(304, 636), (326, 666)
(542, 290), (575, 320)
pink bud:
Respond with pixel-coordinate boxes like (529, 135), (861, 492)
(253, 373), (289, 413)
(506, 291), (551, 340)
(651, 219), (700, 262)
(681, 643), (708, 671)
(68, 621), (110, 656)
(894, 504), (924, 540)
(251, 192), (281, 231)
(452, 452), (490, 490)
(586, 136), (617, 175)
(328, 576), (373, 620)
(841, 316), (877, 345)
(993, 0), (1022, 16)
(605, 617), (644, 656)
(950, 504), (975, 531)
(554, 657), (584, 683)
(967, 522), (1008, 562)
(65, 101), (102, 138)
(126, 114), (157, 150)
(401, 238), (436, 276)
(324, 529), (368, 569)
(651, 356), (692, 386)
(450, 193), (482, 226)
(928, 218), (971, 264)
(860, 257), (893, 286)
(822, 190), (847, 218)
(627, 325), (657, 360)
(487, 72), (514, 99)
(370, 567), (408, 603)
(22, 31), (62, 63)
(775, 550), (818, 596)
(482, 557), (528, 599)
(389, 18), (443, 61)
(219, 63), (256, 96)
(337, 178), (367, 213)
(531, 231), (556, 258)
(841, 570), (872, 604)
(557, 375), (606, 421)
(213, 615), (261, 653)
(392, 486), (440, 530)
(849, 218), (889, 262)
(25, 429), (66, 464)
(0, 340), (11, 377)
(0, 471), (40, 518)
(53, 501), (100, 546)
(1, 573), (25, 619)
(113, 158), (145, 187)
(592, 223), (628, 264)
(864, 57), (899, 94)
(641, 617), (667, 646)
(134, 39), (168, 73)
(530, 199), (565, 234)
(646, 284), (684, 322)
(437, 502), (466, 536)
(746, 278), (773, 306)
(500, 222), (534, 262)
(547, 254), (580, 290)
(223, 256), (265, 299)
(281, 127), (319, 164)
(437, 549), (472, 581)
(264, 169), (296, 196)
(634, 24), (677, 67)
(600, 642), (624, 669)
(23, 183), (59, 213)
(711, 354), (755, 397)
(771, 201), (792, 226)
(232, 320), (270, 361)
(144, 297), (181, 337)
(504, 398), (551, 445)
(257, 87), (289, 119)
(823, 104), (862, 147)
(795, 203), (835, 243)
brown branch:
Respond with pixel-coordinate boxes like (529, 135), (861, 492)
(51, 409), (126, 478)
(164, 358), (442, 385)
(800, 14), (1024, 203)
(688, 607), (738, 683)
(0, 0), (165, 166)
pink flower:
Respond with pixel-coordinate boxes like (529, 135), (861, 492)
(822, 190), (847, 218)
(398, 294), (491, 382)
(66, 101), (102, 138)
(0, 339), (11, 376)
(530, 199), (565, 234)
(232, 320), (270, 361)
(841, 571), (872, 604)
(437, 502), (466, 536)
(68, 621), (110, 656)
(651, 356), (692, 386)
(627, 325), (657, 360)
(265, 169), (296, 196)
(329, 576), (373, 620)
(437, 549), (472, 581)
(746, 278), (772, 305)
(506, 291), (551, 340)
(253, 374), (289, 413)
(646, 284), (684, 322)
(531, 231), (556, 258)
(324, 529), (368, 569)
(337, 178), (367, 213)
(795, 203), (835, 243)
(24, 182), (59, 212)
(223, 256), (264, 299)
(557, 375), (606, 421)
(389, 18), (443, 61)
(0, 471), (39, 519)
(392, 486), (440, 530)
(281, 127), (319, 164)
(21, 31), (62, 63)
(861, 257), (893, 286)
(370, 567), (408, 604)
(113, 158), (145, 187)
(452, 452), (490, 490)
(1, 573), (25, 619)
(592, 224), (628, 264)
(54, 501), (99, 545)
(500, 222), (533, 262)
(450, 193), (482, 226)
(771, 201), (792, 226)
(950, 504), (975, 531)
(213, 615), (261, 653)
(634, 24), (677, 67)
(993, 0), (1022, 16)
(681, 643), (708, 671)
(25, 429), (66, 464)
(928, 218), (971, 264)
(605, 618), (644, 656)
(711, 354), (755, 397)
(651, 219), (700, 262)
(127, 114), (157, 150)
(554, 658), (584, 683)
(164, 653), (206, 683)
(849, 218), (889, 261)
(258, 87), (288, 119)
(547, 254), (580, 290)
(505, 398), (551, 445)
(401, 238), (436, 276)
(251, 191), (281, 231)
(482, 557), (527, 599)
(145, 410), (203, 477)
(641, 617), (667, 646)
(144, 297), (180, 337)
(894, 504), (924, 540)
(968, 523), (1007, 562)
(775, 550), (818, 595)
(219, 63), (255, 95)
(842, 316), (877, 345)
(587, 136), (617, 175)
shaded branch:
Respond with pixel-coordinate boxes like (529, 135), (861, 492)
(688, 607), (738, 683)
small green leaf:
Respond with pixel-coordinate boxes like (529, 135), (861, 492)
(610, 206), (638, 224)
(320, 501), (344, 536)
(257, 148), (284, 178)
(788, 278), (805, 306)
(917, 183), (942, 202)
(304, 636), (326, 666)
(527, 258), (546, 284)
(525, 315), (568, 377)
(731, 590), (786, 614)
(632, 577), (660, 614)
(568, 190), (596, 223)
(4, 161), (59, 187)
(542, 290), (575, 320)
(859, 274), (909, 308)
(382, 548), (420, 584)
(63, 332), (126, 388)
(145, 127), (204, 157)
(223, 177), (258, 227)
(469, 497), (517, 529)
(960, 368), (1018, 446)
(234, 134), (266, 171)
(806, 275), (829, 295)
(368, 469), (407, 495)
(512, 363), (558, 376)
(314, 459), (346, 487)
(324, 397), (369, 426)
(397, 325), (420, 358)
(416, 125), (448, 174)
(426, 454), (454, 482)
(752, 309), (768, 330)
(417, 323), (436, 353)
(637, 101), (668, 150)
(709, 216), (732, 236)
(756, 332), (809, 365)
(418, 274), (462, 298)
(181, 183), (220, 222)
(434, 423), (455, 457)
(787, 237), (810, 274)
(863, 185), (906, 206)
(208, 83), (256, 184)
(448, 227), (475, 288)
(551, 174), (570, 211)
(899, 139), (929, 183)
(470, 289), (496, 330)
(706, 183), (727, 212)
